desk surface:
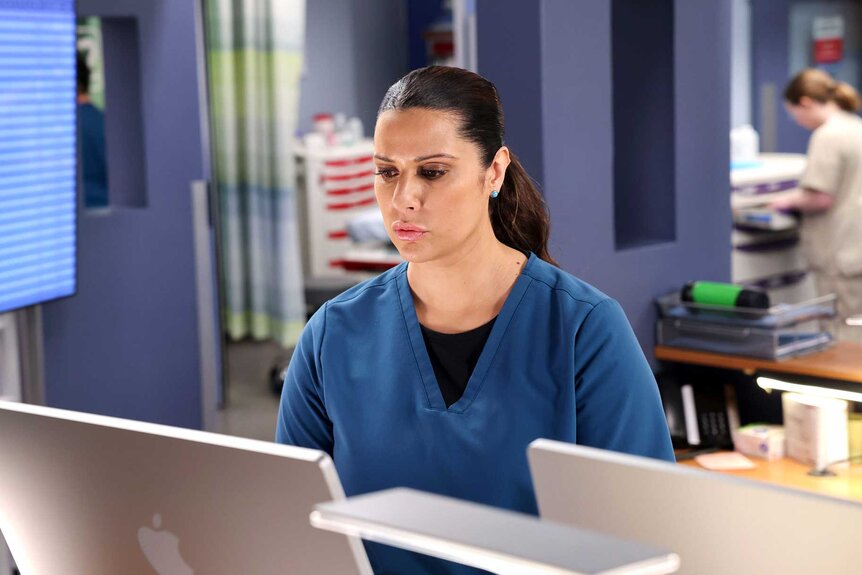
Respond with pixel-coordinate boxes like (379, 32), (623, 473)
(680, 456), (862, 503)
(655, 341), (862, 384)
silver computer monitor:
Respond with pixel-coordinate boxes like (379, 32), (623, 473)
(528, 439), (862, 575)
(0, 401), (372, 575)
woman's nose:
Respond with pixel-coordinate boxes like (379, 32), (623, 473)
(392, 176), (421, 212)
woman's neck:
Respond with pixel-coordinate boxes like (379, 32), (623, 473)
(815, 101), (842, 128)
(407, 233), (527, 333)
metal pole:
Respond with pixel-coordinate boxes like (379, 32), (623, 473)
(15, 306), (45, 406)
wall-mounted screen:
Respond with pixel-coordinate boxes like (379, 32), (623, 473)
(0, 0), (76, 314)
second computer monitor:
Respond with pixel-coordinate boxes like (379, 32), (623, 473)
(528, 439), (862, 575)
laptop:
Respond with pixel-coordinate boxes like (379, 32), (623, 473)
(528, 439), (862, 575)
(0, 400), (372, 575)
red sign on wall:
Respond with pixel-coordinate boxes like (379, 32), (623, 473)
(814, 38), (844, 64)
(813, 16), (844, 64)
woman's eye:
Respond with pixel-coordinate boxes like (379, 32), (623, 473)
(420, 168), (447, 180)
(375, 168), (397, 180)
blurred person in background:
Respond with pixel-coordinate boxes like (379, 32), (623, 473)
(772, 69), (862, 342)
(77, 53), (108, 208)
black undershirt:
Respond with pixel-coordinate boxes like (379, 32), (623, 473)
(420, 317), (497, 408)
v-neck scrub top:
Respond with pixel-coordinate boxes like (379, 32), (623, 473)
(277, 253), (674, 575)
(421, 316), (496, 407)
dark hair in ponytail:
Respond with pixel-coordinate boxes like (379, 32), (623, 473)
(784, 68), (862, 113)
(378, 66), (557, 265)
(834, 82), (862, 113)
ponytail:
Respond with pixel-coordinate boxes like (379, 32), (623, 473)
(834, 82), (862, 113)
(784, 68), (861, 113)
(491, 153), (557, 266)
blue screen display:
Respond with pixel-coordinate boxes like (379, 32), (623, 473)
(0, 0), (76, 314)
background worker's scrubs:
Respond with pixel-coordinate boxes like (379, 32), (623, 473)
(798, 111), (862, 343)
(277, 253), (674, 575)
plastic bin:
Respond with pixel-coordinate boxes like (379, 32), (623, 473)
(655, 292), (836, 360)
(655, 292), (836, 328)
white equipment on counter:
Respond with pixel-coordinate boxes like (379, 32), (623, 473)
(730, 153), (817, 304)
(782, 392), (849, 472)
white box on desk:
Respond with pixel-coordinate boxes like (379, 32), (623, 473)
(732, 424), (785, 460)
(782, 392), (848, 468)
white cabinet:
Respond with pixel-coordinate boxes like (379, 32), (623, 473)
(296, 138), (400, 280)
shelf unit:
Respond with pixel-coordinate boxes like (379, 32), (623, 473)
(730, 153), (817, 304)
(296, 139), (380, 279)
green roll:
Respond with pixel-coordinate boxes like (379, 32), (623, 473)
(681, 281), (770, 309)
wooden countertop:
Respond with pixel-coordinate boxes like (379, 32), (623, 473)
(655, 341), (862, 384)
(680, 456), (862, 503)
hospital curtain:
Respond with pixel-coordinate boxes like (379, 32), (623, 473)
(204, 0), (307, 347)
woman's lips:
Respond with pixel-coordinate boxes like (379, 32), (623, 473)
(393, 223), (427, 242)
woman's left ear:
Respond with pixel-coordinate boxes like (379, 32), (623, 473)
(488, 146), (511, 191)
(798, 95), (816, 109)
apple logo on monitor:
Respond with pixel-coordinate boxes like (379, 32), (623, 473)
(138, 513), (194, 575)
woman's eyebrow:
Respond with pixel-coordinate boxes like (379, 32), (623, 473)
(373, 153), (457, 162)
(415, 153), (456, 162)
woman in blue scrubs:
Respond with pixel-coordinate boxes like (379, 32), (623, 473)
(277, 66), (673, 575)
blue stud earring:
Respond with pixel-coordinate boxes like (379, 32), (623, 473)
(491, 190), (499, 199)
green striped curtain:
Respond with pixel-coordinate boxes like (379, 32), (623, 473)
(205, 0), (306, 347)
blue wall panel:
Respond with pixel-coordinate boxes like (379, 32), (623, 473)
(476, 0), (544, 188)
(751, 0), (809, 153)
(41, 0), (208, 427)
(612, 0), (676, 249)
(298, 0), (408, 136)
(479, 0), (731, 363)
